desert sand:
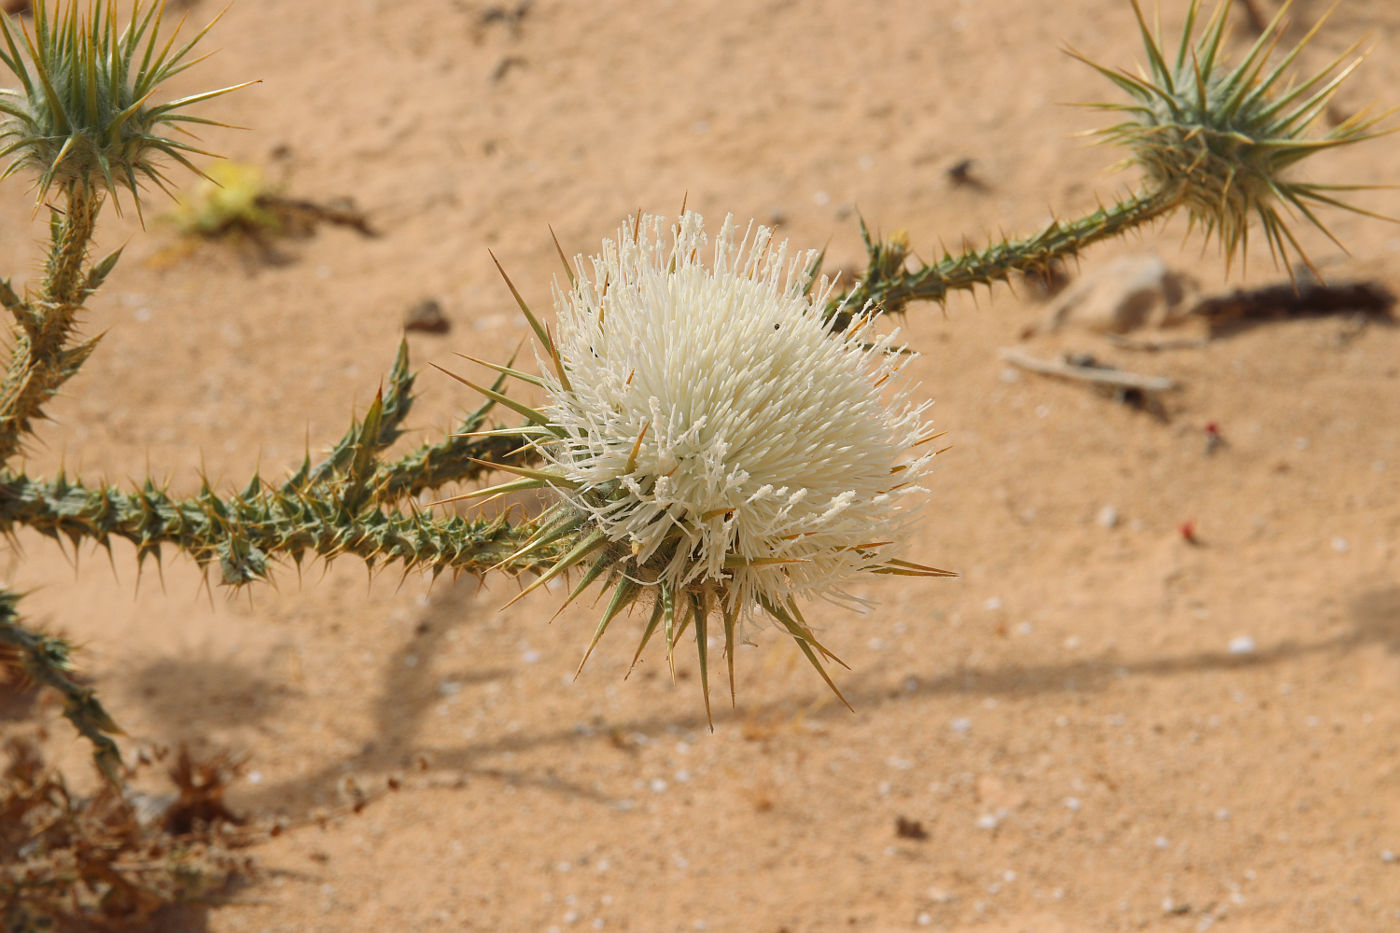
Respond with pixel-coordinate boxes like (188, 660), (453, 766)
(3, 0), (1399, 930)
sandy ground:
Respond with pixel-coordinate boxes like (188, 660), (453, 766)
(3, 0), (1400, 930)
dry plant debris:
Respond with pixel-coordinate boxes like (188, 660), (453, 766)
(167, 160), (377, 261)
(0, 736), (253, 931)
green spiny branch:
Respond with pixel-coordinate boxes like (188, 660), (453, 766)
(830, 0), (1389, 327)
(0, 332), (543, 771)
(0, 587), (122, 782)
(0, 186), (113, 465)
(0, 464), (551, 588)
(828, 186), (1179, 329)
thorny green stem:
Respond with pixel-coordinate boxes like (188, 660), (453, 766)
(0, 470), (553, 586)
(828, 185), (1182, 329)
(0, 333), (536, 779)
(373, 428), (530, 501)
(0, 587), (122, 783)
(42, 186), (102, 306)
(0, 185), (109, 465)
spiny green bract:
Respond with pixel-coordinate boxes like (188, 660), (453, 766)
(1073, 0), (1391, 273)
(0, 0), (249, 212)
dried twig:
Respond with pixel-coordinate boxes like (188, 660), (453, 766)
(998, 348), (1176, 392)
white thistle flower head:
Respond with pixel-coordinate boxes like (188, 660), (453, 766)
(460, 211), (953, 719)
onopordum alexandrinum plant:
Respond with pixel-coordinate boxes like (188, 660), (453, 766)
(0, 0), (1388, 779)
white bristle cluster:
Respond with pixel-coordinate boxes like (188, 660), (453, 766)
(541, 211), (936, 616)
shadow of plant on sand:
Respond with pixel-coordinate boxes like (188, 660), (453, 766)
(180, 581), (1400, 817)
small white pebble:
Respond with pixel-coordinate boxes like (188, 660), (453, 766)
(1097, 505), (1119, 529)
(1002, 870), (1017, 882)
(563, 909), (580, 925)
(522, 649), (542, 664)
(1294, 436), (1310, 450)
(1228, 635), (1256, 655)
(674, 770), (691, 783)
(247, 770), (263, 785)
(1331, 537), (1349, 553)
(976, 813), (1000, 830)
(1215, 808), (1231, 821)
(649, 779), (667, 794)
(951, 717), (973, 735)
(1064, 635), (1082, 650)
(1382, 850), (1396, 864)
(1155, 836), (1170, 850)
(555, 861), (572, 873)
(916, 912), (933, 926)
(984, 596), (1004, 611)
(1064, 797), (1081, 812)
